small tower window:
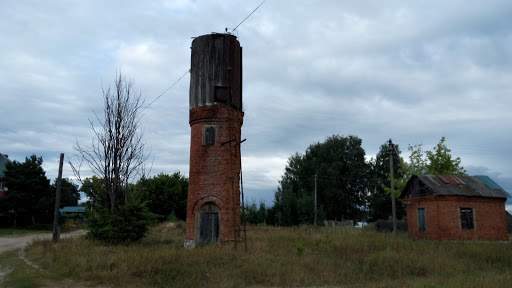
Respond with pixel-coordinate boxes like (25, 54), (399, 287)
(203, 126), (216, 146)
(214, 86), (229, 103)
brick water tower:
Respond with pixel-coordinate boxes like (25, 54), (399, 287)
(184, 33), (243, 248)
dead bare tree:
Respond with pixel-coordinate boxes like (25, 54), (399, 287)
(72, 72), (148, 212)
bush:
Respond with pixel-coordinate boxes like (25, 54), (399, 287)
(62, 219), (81, 231)
(86, 198), (156, 244)
(374, 220), (408, 232)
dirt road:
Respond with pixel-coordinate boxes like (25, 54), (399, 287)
(0, 230), (106, 287)
(0, 230), (86, 254)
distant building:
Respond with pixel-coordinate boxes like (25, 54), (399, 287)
(400, 175), (510, 241)
(59, 206), (86, 216)
(0, 154), (11, 197)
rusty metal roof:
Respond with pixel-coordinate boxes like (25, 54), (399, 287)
(400, 174), (510, 199)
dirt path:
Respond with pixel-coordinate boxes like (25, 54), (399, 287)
(0, 230), (97, 287)
(0, 230), (86, 254)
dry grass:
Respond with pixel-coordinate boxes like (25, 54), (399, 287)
(25, 222), (512, 287)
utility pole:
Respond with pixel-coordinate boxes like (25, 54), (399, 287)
(52, 153), (64, 242)
(388, 139), (397, 235)
(314, 174), (317, 226)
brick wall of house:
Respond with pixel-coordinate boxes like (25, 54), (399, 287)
(406, 195), (508, 241)
(185, 105), (243, 244)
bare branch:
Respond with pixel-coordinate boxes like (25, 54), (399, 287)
(72, 71), (149, 212)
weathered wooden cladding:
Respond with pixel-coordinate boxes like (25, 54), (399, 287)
(189, 33), (242, 111)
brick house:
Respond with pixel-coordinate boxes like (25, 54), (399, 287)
(400, 175), (510, 241)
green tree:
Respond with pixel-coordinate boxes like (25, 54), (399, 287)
(386, 136), (467, 200)
(425, 136), (466, 175)
(367, 143), (406, 222)
(135, 172), (188, 222)
(273, 135), (369, 225)
(49, 178), (80, 208)
(80, 176), (106, 208)
(381, 144), (428, 199)
(86, 193), (156, 245)
(243, 201), (267, 225)
(0, 155), (50, 226)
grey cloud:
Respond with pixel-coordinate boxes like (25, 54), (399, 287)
(2, 0), (512, 204)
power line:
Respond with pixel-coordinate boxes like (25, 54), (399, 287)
(230, 0), (268, 33)
(145, 1), (268, 109)
(145, 69), (190, 109)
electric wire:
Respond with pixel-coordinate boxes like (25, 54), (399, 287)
(145, 69), (190, 109)
(144, 0), (269, 108)
(231, 0), (267, 33)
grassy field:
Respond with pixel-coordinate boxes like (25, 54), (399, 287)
(13, 222), (512, 287)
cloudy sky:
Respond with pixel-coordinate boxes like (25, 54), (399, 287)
(1, 0), (511, 210)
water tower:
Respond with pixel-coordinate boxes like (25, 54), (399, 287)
(184, 33), (243, 248)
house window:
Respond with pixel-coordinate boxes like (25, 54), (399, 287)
(460, 207), (474, 230)
(417, 207), (426, 232)
(203, 126), (216, 146)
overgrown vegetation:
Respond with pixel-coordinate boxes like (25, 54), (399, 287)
(271, 135), (368, 226)
(85, 195), (156, 244)
(21, 222), (512, 287)
(0, 250), (48, 287)
(0, 155), (80, 228)
(71, 72), (154, 244)
(265, 135), (468, 226)
(135, 172), (188, 222)
(367, 141), (406, 222)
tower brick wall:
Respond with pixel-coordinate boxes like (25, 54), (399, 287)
(185, 105), (243, 245)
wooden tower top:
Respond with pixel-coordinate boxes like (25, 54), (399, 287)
(189, 33), (242, 112)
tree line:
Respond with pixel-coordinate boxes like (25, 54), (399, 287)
(0, 155), (188, 229)
(0, 155), (80, 227)
(0, 135), (465, 230)
(246, 135), (466, 226)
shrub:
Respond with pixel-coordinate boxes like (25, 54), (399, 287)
(86, 198), (156, 244)
(62, 219), (81, 231)
(374, 220), (408, 232)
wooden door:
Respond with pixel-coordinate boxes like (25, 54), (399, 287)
(199, 212), (219, 244)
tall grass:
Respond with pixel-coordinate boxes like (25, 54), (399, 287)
(26, 223), (512, 287)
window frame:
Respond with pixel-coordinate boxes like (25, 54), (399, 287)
(417, 207), (426, 232)
(459, 207), (475, 230)
(203, 125), (216, 146)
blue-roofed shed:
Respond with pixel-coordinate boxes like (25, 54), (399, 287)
(59, 206), (86, 215)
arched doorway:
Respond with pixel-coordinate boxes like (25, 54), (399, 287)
(197, 203), (220, 245)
